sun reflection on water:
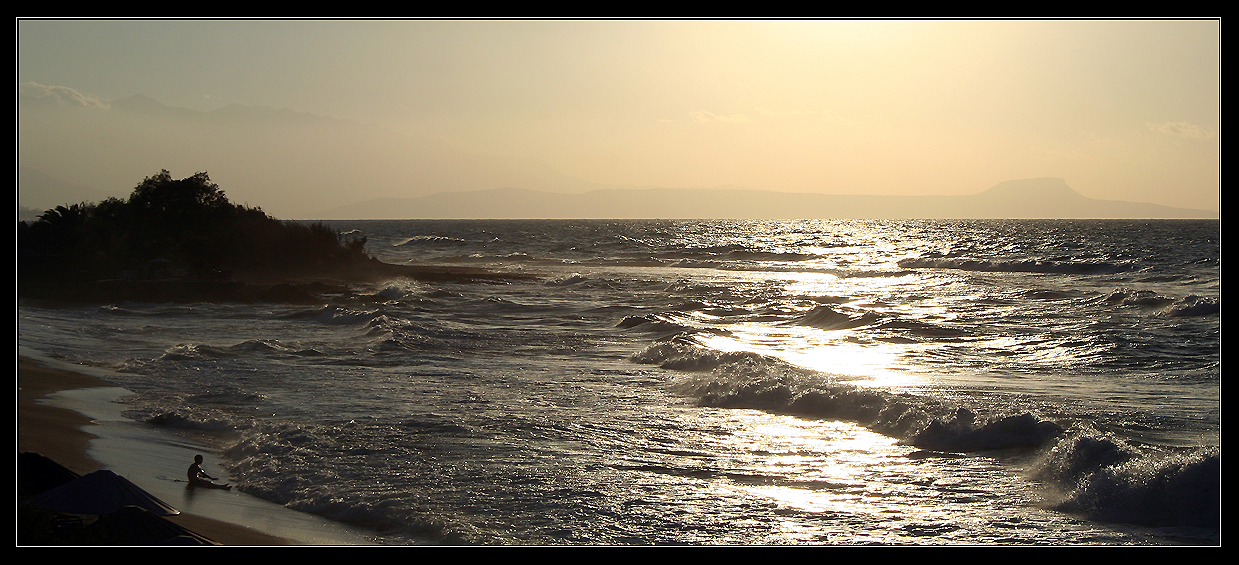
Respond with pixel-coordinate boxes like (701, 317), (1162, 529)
(693, 269), (945, 389)
(702, 410), (935, 541)
(695, 324), (922, 388)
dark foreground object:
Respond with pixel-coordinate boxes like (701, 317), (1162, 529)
(18, 452), (218, 545)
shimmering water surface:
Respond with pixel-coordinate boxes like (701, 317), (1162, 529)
(18, 219), (1220, 545)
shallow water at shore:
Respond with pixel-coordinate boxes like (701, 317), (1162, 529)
(21, 351), (381, 545)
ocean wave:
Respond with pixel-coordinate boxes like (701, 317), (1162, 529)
(898, 256), (1136, 275)
(778, 304), (970, 341)
(144, 409), (244, 432)
(546, 273), (590, 286)
(786, 305), (882, 330)
(663, 280), (734, 296)
(222, 419), (476, 543)
(157, 343), (232, 360)
(114, 390), (254, 433)
(634, 339), (1063, 452)
(286, 304), (383, 326)
(368, 280), (426, 302)
(360, 313), (510, 357)
(223, 422), (411, 532)
(637, 335), (1217, 531)
(1017, 288), (1077, 300)
(1105, 288), (1177, 307)
(1160, 295), (1219, 317)
(227, 339), (324, 357)
(1105, 289), (1219, 317)
(629, 339), (767, 373)
(616, 314), (697, 335)
(906, 408), (1063, 452)
(1032, 428), (1220, 529)
(655, 244), (818, 263)
(590, 256), (673, 268)
(873, 318), (970, 339)
(393, 235), (468, 246)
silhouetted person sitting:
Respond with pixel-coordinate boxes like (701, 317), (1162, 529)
(188, 454), (231, 490)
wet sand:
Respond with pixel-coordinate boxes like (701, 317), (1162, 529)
(18, 355), (296, 545)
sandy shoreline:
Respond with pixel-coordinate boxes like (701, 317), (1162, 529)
(18, 355), (296, 546)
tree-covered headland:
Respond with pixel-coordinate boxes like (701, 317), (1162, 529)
(19, 170), (519, 303)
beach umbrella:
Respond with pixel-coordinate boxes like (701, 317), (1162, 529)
(24, 469), (180, 517)
(82, 505), (217, 545)
(17, 452), (81, 496)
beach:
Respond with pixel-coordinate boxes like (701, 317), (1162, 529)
(19, 355), (297, 546)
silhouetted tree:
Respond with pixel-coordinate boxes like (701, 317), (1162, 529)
(129, 170), (229, 214)
(31, 203), (90, 256)
(19, 170), (374, 289)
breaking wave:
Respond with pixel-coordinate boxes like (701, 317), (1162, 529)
(632, 338), (1061, 451)
(1031, 429), (1219, 528)
(898, 256), (1136, 275)
(631, 336), (1216, 529)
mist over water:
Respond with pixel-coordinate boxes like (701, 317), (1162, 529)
(18, 219), (1219, 545)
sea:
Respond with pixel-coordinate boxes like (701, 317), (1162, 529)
(17, 218), (1221, 545)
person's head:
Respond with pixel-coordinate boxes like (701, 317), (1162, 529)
(194, 454), (204, 463)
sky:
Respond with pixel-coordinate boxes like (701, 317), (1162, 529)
(17, 19), (1220, 218)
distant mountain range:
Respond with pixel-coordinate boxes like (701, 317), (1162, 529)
(17, 88), (1218, 221)
(312, 177), (1217, 220)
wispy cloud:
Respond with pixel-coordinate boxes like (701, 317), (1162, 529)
(19, 82), (110, 109)
(689, 110), (751, 124)
(1146, 121), (1216, 140)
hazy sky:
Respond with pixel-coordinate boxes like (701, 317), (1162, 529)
(17, 19), (1219, 217)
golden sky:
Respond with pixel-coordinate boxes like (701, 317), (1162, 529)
(17, 19), (1219, 217)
